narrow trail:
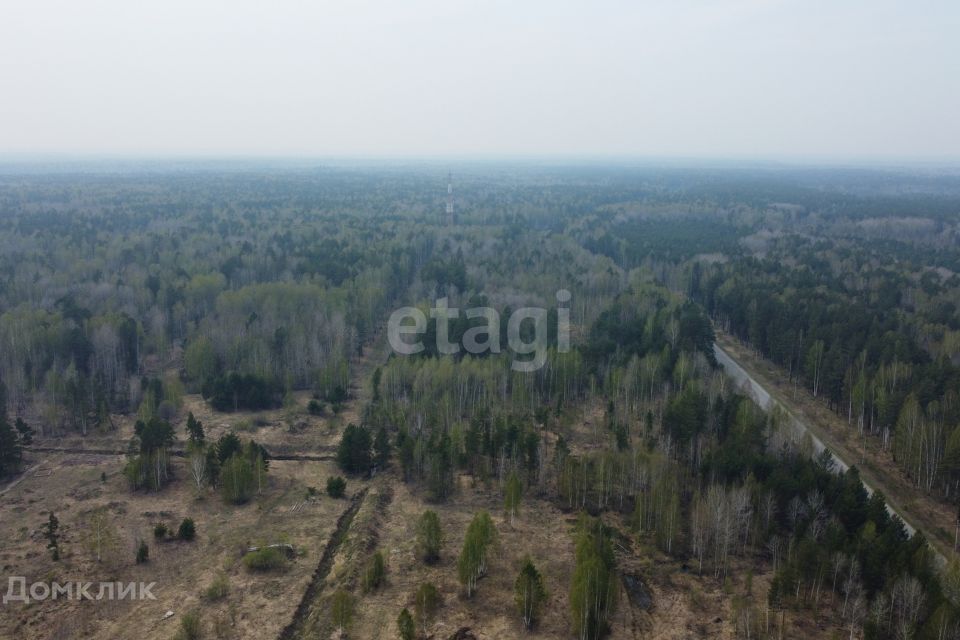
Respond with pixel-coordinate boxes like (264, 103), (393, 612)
(277, 332), (395, 639)
(278, 486), (370, 640)
(0, 461), (45, 497)
(22, 445), (336, 461)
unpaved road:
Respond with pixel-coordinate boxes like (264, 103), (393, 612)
(713, 342), (939, 554)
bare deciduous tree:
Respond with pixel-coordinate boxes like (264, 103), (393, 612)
(892, 574), (926, 640)
(189, 448), (207, 491)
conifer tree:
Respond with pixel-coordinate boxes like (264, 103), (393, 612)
(185, 412), (205, 445)
(504, 470), (522, 526)
(43, 512), (60, 561)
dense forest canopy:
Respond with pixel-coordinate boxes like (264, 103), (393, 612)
(2, 160), (960, 640)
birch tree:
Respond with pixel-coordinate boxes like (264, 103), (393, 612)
(515, 556), (548, 630)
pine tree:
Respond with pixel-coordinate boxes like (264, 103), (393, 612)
(337, 424), (372, 474)
(216, 432), (243, 464)
(504, 470), (522, 526)
(374, 426), (391, 468)
(124, 417), (175, 491)
(0, 418), (21, 476)
(136, 539), (149, 563)
(205, 446), (220, 486)
(43, 512), (60, 561)
(186, 412), (205, 445)
(14, 418), (33, 446)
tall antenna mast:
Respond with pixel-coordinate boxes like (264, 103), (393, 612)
(445, 171), (454, 226)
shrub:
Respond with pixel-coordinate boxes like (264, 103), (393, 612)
(135, 540), (149, 564)
(153, 523), (168, 539)
(326, 476), (346, 498)
(330, 589), (354, 634)
(204, 574), (229, 601)
(178, 518), (196, 541)
(307, 399), (324, 416)
(362, 551), (387, 592)
(397, 608), (415, 640)
(176, 610), (202, 640)
(243, 546), (287, 572)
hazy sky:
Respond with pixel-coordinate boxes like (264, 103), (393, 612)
(1, 0), (958, 159)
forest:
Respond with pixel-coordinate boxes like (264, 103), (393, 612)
(1, 161), (960, 640)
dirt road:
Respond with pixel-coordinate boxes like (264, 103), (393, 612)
(713, 342), (950, 562)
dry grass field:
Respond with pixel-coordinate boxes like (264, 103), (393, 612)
(1, 378), (848, 640)
(0, 408), (366, 640)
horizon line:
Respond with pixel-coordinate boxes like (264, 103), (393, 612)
(2, 151), (960, 171)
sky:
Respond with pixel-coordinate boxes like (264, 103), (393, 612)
(1, 0), (958, 160)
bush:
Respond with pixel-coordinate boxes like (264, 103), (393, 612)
(307, 399), (324, 416)
(178, 518), (196, 541)
(243, 546), (287, 572)
(153, 523), (168, 539)
(362, 550), (387, 592)
(157, 400), (177, 422)
(204, 573), (229, 601)
(397, 608), (415, 640)
(326, 385), (348, 405)
(136, 540), (149, 564)
(175, 610), (202, 640)
(326, 476), (346, 499)
(331, 589), (355, 633)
